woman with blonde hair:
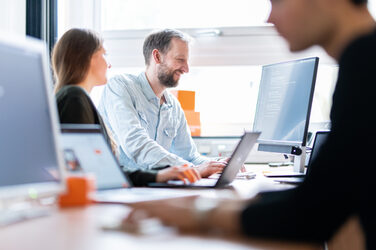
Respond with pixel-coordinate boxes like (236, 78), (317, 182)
(53, 28), (200, 186)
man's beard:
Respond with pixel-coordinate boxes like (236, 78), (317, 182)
(157, 63), (182, 88)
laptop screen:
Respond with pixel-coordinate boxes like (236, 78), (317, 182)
(307, 131), (330, 173)
(309, 132), (329, 163)
(60, 126), (131, 190)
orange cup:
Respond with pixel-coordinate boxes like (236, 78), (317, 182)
(58, 175), (96, 207)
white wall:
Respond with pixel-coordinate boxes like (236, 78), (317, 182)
(0, 0), (26, 36)
(58, 0), (100, 38)
(103, 26), (335, 69)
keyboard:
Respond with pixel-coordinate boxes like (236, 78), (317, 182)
(93, 188), (196, 204)
(166, 178), (218, 187)
(236, 171), (256, 179)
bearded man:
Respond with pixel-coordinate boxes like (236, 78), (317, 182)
(99, 29), (225, 177)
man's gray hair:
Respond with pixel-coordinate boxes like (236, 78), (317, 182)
(143, 29), (191, 66)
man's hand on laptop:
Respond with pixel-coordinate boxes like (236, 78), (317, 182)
(195, 161), (227, 178)
(156, 164), (201, 184)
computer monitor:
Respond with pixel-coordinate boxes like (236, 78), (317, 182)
(253, 57), (319, 172)
(0, 34), (65, 201)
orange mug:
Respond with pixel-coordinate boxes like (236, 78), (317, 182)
(58, 175), (96, 207)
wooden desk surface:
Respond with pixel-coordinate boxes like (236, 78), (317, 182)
(0, 165), (364, 250)
(0, 204), (322, 250)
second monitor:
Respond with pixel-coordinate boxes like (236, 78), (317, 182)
(253, 57), (319, 172)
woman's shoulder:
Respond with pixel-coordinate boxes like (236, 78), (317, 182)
(56, 85), (87, 95)
(56, 85), (89, 100)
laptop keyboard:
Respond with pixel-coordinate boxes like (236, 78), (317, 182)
(167, 178), (218, 186)
(93, 188), (194, 203)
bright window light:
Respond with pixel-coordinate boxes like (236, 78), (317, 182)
(90, 64), (337, 136)
(369, 1), (376, 19)
(100, 0), (271, 31)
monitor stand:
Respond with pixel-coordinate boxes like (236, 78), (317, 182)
(293, 146), (306, 174)
(258, 144), (307, 177)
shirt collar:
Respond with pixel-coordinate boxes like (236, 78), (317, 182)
(139, 72), (172, 107)
(163, 91), (172, 107)
(139, 72), (156, 102)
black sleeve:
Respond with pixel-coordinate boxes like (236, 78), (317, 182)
(125, 169), (157, 187)
(124, 165), (170, 186)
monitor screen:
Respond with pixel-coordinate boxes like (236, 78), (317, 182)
(253, 57), (319, 150)
(0, 36), (64, 199)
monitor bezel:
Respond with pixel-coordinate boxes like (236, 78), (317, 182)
(0, 34), (66, 200)
(253, 57), (319, 151)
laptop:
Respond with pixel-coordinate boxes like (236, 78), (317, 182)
(60, 124), (196, 204)
(147, 132), (261, 188)
(272, 131), (330, 184)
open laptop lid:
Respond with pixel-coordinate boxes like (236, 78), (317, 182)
(306, 131), (330, 173)
(60, 124), (132, 189)
(215, 132), (260, 187)
(149, 131), (260, 188)
(272, 130), (330, 184)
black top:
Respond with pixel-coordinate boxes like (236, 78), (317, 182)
(241, 30), (376, 249)
(56, 85), (159, 186)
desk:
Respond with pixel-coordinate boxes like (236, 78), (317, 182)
(0, 204), (323, 250)
(0, 165), (364, 250)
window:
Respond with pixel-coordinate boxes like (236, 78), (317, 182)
(101, 0), (271, 31)
(93, 66), (261, 136)
(370, 1), (376, 19)
(90, 63), (338, 136)
(58, 0), (346, 136)
(0, 0), (26, 36)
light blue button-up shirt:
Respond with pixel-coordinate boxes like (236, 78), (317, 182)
(98, 72), (209, 171)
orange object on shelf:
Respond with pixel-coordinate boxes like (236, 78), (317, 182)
(171, 90), (201, 136)
(184, 110), (201, 136)
(58, 175), (96, 207)
(171, 90), (195, 110)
